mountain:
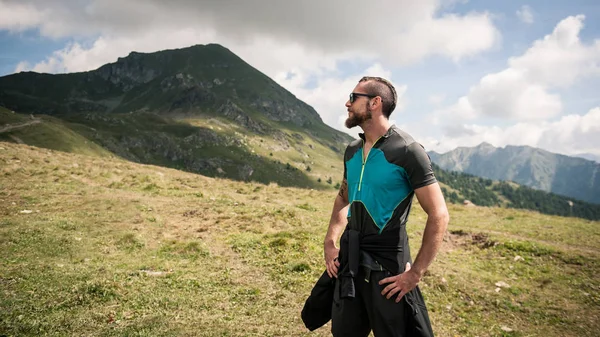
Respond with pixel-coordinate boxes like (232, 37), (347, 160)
(429, 142), (600, 204)
(0, 44), (353, 188)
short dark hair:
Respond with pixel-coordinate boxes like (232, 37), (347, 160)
(358, 76), (397, 118)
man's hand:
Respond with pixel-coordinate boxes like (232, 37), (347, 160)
(379, 263), (419, 302)
(324, 244), (340, 278)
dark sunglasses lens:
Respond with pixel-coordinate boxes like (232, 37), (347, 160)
(349, 93), (355, 103)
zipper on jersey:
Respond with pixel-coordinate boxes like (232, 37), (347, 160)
(358, 136), (383, 191)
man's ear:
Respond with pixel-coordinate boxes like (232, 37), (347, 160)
(373, 97), (380, 107)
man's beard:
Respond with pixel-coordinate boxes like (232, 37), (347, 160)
(345, 105), (372, 128)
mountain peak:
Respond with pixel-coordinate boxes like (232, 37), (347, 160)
(0, 43), (349, 145)
(119, 43), (227, 58)
(476, 142), (495, 149)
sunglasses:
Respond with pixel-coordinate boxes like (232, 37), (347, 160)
(349, 92), (376, 103)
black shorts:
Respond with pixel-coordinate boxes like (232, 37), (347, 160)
(331, 268), (433, 337)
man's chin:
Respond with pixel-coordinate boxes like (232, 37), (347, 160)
(345, 119), (358, 129)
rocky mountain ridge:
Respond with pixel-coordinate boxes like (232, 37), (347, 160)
(429, 142), (600, 204)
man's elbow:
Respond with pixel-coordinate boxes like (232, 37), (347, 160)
(335, 194), (349, 206)
(431, 208), (449, 230)
(441, 209), (450, 229)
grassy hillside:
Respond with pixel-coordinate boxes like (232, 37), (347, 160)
(0, 107), (112, 157)
(1, 142), (598, 336)
(0, 108), (344, 190)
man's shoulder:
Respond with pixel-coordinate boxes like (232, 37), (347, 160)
(380, 126), (432, 165)
(384, 125), (418, 149)
(347, 138), (362, 149)
(344, 138), (363, 161)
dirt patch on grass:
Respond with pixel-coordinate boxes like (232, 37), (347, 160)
(441, 230), (499, 253)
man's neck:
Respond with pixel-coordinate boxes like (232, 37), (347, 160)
(361, 118), (391, 144)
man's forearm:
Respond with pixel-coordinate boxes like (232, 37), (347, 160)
(411, 211), (449, 277)
(324, 195), (349, 247)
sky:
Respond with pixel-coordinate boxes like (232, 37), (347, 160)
(1, 0), (599, 160)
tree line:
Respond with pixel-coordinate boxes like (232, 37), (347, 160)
(432, 164), (600, 221)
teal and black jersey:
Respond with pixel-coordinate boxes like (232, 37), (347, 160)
(343, 125), (436, 274)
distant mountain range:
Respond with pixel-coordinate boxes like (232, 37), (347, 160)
(429, 142), (600, 204)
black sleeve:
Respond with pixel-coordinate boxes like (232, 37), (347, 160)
(404, 142), (437, 190)
(343, 142), (357, 181)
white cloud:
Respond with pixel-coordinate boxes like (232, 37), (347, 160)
(428, 94), (446, 106)
(516, 5), (534, 24)
(0, 1), (45, 31)
(426, 107), (600, 158)
(14, 61), (31, 73)
(385, 11), (500, 64)
(437, 96), (476, 121)
(9, 0), (499, 75)
(538, 107), (600, 157)
(509, 15), (600, 87)
(436, 15), (600, 123)
(423, 16), (600, 156)
(466, 68), (562, 120)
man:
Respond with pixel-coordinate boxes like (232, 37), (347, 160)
(324, 76), (449, 336)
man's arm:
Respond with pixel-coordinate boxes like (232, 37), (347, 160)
(379, 182), (449, 301)
(409, 182), (449, 278)
(324, 179), (350, 278)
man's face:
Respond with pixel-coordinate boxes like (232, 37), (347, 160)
(345, 84), (373, 129)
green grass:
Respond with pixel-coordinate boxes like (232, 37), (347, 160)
(0, 109), (113, 157)
(0, 106), (25, 123)
(1, 141), (599, 336)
